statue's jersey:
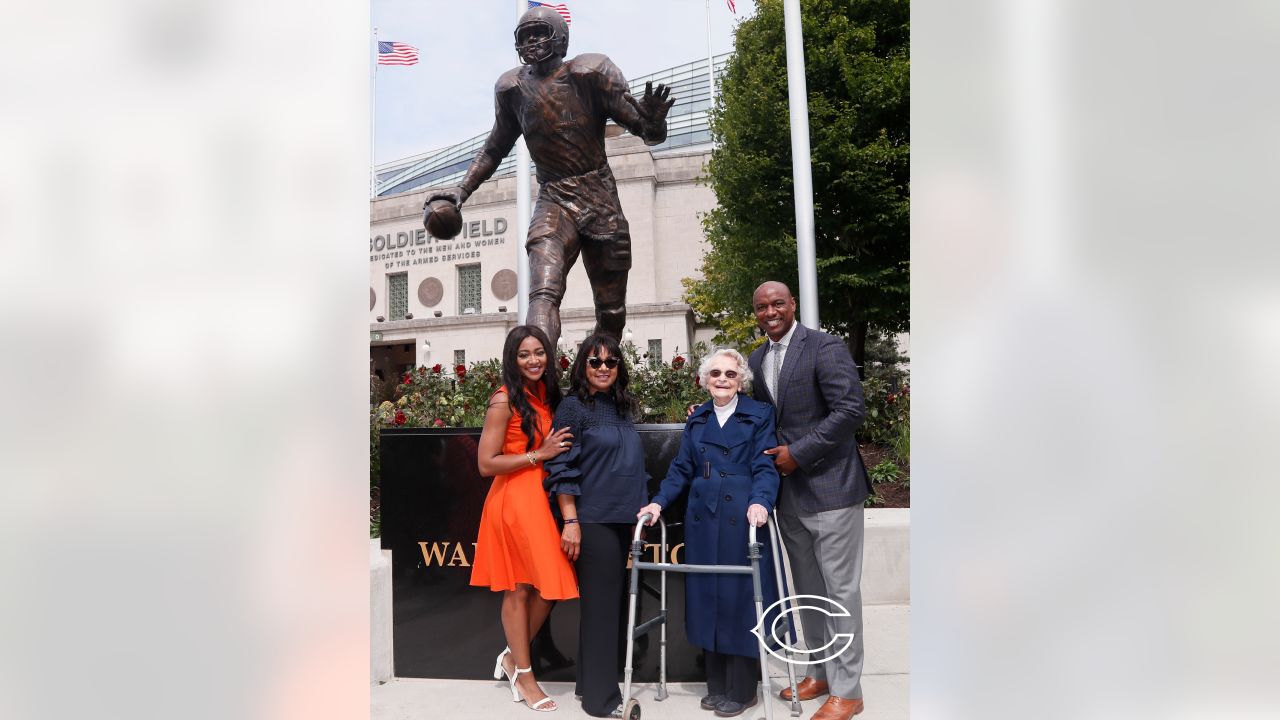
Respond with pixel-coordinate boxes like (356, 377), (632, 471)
(460, 54), (665, 194)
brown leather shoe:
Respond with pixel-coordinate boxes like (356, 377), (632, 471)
(810, 696), (865, 720)
(780, 676), (830, 702)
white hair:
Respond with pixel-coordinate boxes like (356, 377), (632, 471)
(697, 348), (752, 391)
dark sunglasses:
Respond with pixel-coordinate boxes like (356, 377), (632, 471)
(587, 356), (621, 369)
(708, 369), (739, 379)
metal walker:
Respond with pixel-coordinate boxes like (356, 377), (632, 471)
(618, 512), (802, 720)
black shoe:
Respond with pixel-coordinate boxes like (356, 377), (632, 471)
(714, 695), (759, 718)
(700, 693), (727, 710)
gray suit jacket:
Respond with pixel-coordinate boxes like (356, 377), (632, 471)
(748, 323), (871, 513)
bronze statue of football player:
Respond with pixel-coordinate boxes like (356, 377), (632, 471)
(427, 5), (675, 347)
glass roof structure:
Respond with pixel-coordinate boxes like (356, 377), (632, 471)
(374, 53), (729, 198)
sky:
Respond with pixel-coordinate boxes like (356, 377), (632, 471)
(371, 0), (757, 165)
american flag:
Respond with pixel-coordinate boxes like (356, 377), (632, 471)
(377, 41), (419, 66)
(528, 1), (572, 25)
(726, 0), (736, 13)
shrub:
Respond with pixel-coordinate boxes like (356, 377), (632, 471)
(626, 341), (709, 423)
(869, 459), (901, 484)
(891, 418), (909, 466)
(854, 326), (910, 460)
(859, 372), (909, 453)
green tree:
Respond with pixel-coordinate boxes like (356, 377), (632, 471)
(685, 0), (909, 368)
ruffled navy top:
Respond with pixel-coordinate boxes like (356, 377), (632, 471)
(544, 392), (650, 524)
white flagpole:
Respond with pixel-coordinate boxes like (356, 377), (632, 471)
(705, 0), (716, 114)
(515, 0), (531, 325)
(782, 0), (819, 328)
(371, 27), (378, 198)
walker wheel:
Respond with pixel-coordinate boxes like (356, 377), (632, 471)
(623, 698), (641, 719)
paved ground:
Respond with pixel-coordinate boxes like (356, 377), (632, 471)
(372, 604), (908, 720)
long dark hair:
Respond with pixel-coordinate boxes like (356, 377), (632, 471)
(568, 334), (639, 419)
(500, 325), (562, 451)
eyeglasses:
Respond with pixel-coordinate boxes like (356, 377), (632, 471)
(587, 356), (621, 369)
(708, 369), (739, 379)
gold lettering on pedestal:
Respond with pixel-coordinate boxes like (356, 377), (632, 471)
(417, 541), (478, 567)
(624, 543), (687, 567)
(418, 540), (683, 569)
(449, 543), (470, 567)
(419, 541), (449, 566)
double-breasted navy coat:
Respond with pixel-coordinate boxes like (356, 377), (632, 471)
(650, 394), (781, 657)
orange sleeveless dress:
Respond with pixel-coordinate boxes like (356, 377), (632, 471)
(470, 387), (579, 600)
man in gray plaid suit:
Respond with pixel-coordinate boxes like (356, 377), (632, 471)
(747, 281), (872, 720)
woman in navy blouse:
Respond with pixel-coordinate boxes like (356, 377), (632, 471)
(544, 334), (649, 719)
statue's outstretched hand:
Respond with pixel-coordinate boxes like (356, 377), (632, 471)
(425, 187), (469, 210)
(624, 81), (676, 130)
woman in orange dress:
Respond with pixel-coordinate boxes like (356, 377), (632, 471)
(472, 325), (578, 712)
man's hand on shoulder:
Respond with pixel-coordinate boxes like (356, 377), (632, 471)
(763, 444), (798, 475)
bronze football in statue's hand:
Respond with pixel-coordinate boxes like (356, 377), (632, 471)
(423, 197), (463, 239)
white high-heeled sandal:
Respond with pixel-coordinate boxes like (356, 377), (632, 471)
(510, 666), (556, 712)
(493, 647), (512, 680)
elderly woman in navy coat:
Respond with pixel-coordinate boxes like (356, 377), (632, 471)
(638, 348), (781, 718)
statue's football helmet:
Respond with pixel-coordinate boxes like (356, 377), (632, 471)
(514, 6), (569, 65)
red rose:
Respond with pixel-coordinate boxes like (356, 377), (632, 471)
(672, 356), (686, 370)
(695, 375), (701, 387)
(402, 373), (412, 385)
(418, 366), (427, 375)
(432, 364), (442, 374)
(559, 356), (570, 370)
(393, 410), (406, 425)
(455, 364), (466, 376)
(433, 418), (445, 427)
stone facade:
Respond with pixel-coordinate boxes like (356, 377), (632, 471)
(369, 136), (718, 373)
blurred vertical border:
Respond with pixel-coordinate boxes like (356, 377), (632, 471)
(913, 0), (1280, 718)
(0, 1), (369, 718)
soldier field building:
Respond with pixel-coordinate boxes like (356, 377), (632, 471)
(369, 56), (729, 379)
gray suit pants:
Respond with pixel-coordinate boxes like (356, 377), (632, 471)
(776, 504), (865, 700)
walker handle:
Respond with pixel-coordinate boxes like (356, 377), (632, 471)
(633, 513), (668, 544)
(634, 513), (652, 543)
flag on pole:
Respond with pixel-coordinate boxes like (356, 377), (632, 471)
(377, 41), (419, 66)
(528, 1), (572, 25)
(726, 0), (736, 13)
